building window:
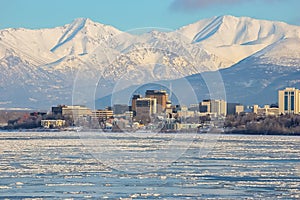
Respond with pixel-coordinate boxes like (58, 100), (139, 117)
(284, 95), (289, 111)
(291, 95), (294, 111)
(136, 101), (149, 107)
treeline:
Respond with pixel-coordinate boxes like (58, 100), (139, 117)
(0, 111), (28, 125)
(225, 113), (300, 135)
(1, 112), (74, 130)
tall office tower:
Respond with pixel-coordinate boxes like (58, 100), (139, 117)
(131, 94), (142, 114)
(278, 87), (300, 114)
(145, 90), (168, 114)
(135, 97), (157, 123)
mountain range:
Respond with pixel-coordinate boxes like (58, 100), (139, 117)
(0, 15), (300, 109)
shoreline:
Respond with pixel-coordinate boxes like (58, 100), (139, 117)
(1, 127), (300, 136)
(223, 130), (300, 136)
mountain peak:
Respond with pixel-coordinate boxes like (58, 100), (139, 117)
(72, 17), (88, 23)
(217, 14), (237, 20)
(70, 17), (98, 27)
(50, 18), (88, 52)
(68, 17), (88, 29)
(66, 17), (123, 35)
(69, 17), (119, 29)
(180, 15), (300, 43)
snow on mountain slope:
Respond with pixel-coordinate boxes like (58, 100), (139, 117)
(0, 50), (71, 108)
(48, 18), (131, 58)
(255, 38), (300, 67)
(51, 18), (88, 52)
(0, 27), (60, 65)
(0, 16), (300, 108)
(178, 15), (300, 63)
(100, 30), (232, 84)
(0, 18), (130, 66)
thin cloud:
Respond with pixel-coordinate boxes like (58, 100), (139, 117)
(170, 0), (279, 11)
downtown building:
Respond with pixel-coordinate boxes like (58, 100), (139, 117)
(253, 104), (279, 116)
(62, 105), (92, 119)
(92, 108), (114, 121)
(199, 99), (227, 117)
(145, 90), (168, 114)
(278, 87), (300, 114)
(131, 94), (142, 115)
(131, 90), (170, 117)
(135, 97), (157, 123)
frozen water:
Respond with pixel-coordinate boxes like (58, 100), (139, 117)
(0, 132), (299, 199)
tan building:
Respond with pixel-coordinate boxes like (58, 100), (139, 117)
(41, 119), (66, 128)
(253, 105), (279, 116)
(211, 99), (227, 116)
(177, 105), (197, 118)
(199, 100), (211, 113)
(278, 87), (300, 114)
(62, 105), (92, 119)
(253, 104), (259, 114)
(145, 90), (168, 114)
(200, 99), (227, 116)
(92, 109), (113, 121)
(124, 111), (134, 120)
(62, 105), (92, 126)
(235, 105), (244, 115)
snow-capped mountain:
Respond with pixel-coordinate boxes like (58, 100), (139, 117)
(0, 15), (300, 109)
(178, 15), (300, 63)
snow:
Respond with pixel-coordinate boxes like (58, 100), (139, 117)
(50, 18), (88, 52)
(0, 132), (299, 199)
(0, 16), (300, 108)
(192, 16), (224, 43)
(178, 15), (300, 63)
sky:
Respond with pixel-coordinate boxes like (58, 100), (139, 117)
(0, 0), (300, 31)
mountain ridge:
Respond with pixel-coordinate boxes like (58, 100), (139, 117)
(0, 15), (300, 109)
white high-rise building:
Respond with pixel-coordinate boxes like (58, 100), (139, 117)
(211, 99), (227, 116)
(278, 87), (300, 114)
(199, 99), (227, 116)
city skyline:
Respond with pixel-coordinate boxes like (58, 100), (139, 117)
(2, 87), (300, 134)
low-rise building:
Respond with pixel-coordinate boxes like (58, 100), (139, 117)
(62, 105), (92, 119)
(41, 119), (66, 129)
(92, 109), (114, 121)
(253, 105), (279, 116)
(227, 103), (244, 115)
(235, 105), (244, 115)
(113, 118), (130, 130)
(177, 108), (197, 118)
(180, 123), (201, 130)
(164, 119), (181, 130)
(113, 104), (129, 115)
